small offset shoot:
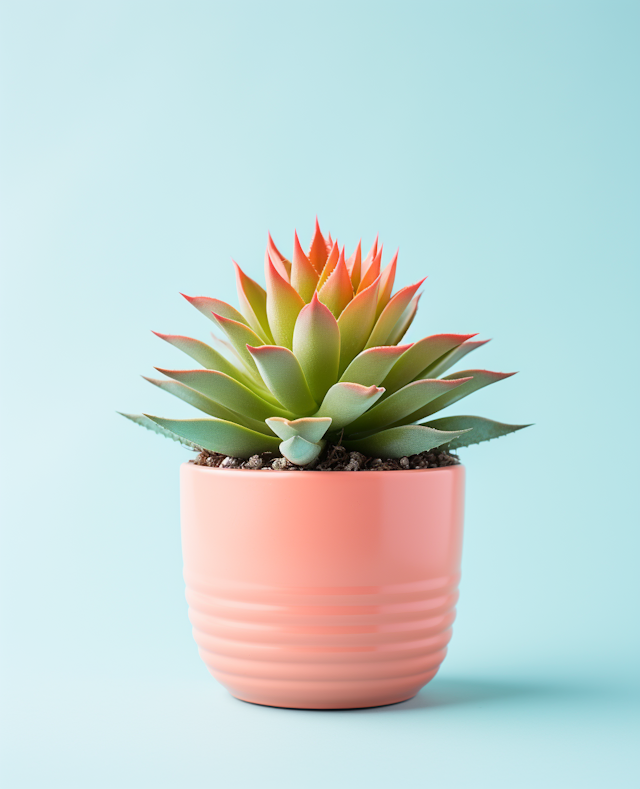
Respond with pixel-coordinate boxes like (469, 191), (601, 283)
(122, 221), (530, 467)
(265, 417), (333, 465)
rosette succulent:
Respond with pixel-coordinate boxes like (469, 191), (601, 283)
(121, 221), (529, 465)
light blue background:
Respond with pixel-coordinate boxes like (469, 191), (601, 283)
(1, 1), (639, 787)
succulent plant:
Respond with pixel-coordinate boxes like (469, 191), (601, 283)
(121, 221), (529, 465)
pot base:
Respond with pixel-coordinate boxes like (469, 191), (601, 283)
(231, 692), (419, 711)
(215, 668), (439, 710)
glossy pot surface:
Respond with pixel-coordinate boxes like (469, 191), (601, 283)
(180, 463), (465, 709)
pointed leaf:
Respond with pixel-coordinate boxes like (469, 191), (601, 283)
(314, 383), (384, 429)
(265, 248), (289, 283)
(265, 257), (305, 349)
(119, 412), (202, 450)
(152, 332), (256, 385)
(336, 276), (381, 373)
(234, 262), (274, 343)
(211, 312), (266, 381)
(156, 368), (291, 420)
(381, 333), (477, 395)
(265, 416), (332, 443)
(421, 339), (490, 379)
(291, 230), (319, 302)
(208, 331), (238, 358)
(208, 331), (257, 375)
(146, 416), (280, 458)
(346, 240), (362, 290)
(346, 377), (472, 435)
(376, 250), (398, 318)
(317, 241), (339, 290)
(203, 334), (276, 401)
(292, 292), (340, 402)
(358, 245), (382, 293)
(421, 415), (532, 449)
(344, 424), (470, 458)
(339, 344), (412, 386)
(279, 436), (325, 466)
(365, 278), (426, 349)
(247, 345), (318, 415)
(318, 247), (354, 318)
(398, 370), (516, 423)
(143, 377), (271, 434)
(360, 236), (378, 282)
(308, 217), (328, 274)
(386, 293), (421, 345)
(267, 233), (291, 280)
(182, 294), (248, 326)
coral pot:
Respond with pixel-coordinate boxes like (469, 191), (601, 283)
(180, 463), (465, 709)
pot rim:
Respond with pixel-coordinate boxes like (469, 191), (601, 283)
(182, 461), (464, 476)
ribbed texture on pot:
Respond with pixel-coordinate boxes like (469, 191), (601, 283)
(185, 574), (459, 709)
(180, 464), (466, 709)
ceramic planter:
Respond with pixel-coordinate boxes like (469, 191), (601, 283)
(180, 462), (465, 709)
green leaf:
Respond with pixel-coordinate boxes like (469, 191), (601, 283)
(267, 233), (291, 280)
(420, 415), (532, 449)
(308, 218), (329, 274)
(317, 247), (354, 318)
(234, 262), (275, 343)
(279, 435), (325, 466)
(146, 416), (280, 458)
(365, 278), (426, 349)
(208, 331), (243, 364)
(152, 332), (258, 388)
(396, 369), (516, 424)
(385, 293), (421, 346)
(204, 332), (274, 401)
(358, 245), (381, 293)
(345, 377), (472, 435)
(291, 231), (319, 302)
(375, 250), (398, 318)
(380, 334), (476, 395)
(346, 240), (362, 290)
(211, 312), (267, 383)
(344, 424), (470, 458)
(339, 344), (412, 386)
(247, 345), (318, 415)
(181, 294), (248, 326)
(265, 257), (305, 348)
(361, 236), (378, 272)
(336, 276), (380, 373)
(143, 377), (271, 434)
(118, 412), (202, 450)
(317, 242), (339, 290)
(292, 293), (340, 402)
(265, 416), (332, 443)
(420, 339), (490, 379)
(315, 383), (384, 429)
(156, 368), (291, 420)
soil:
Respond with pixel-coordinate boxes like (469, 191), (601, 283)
(192, 444), (461, 471)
